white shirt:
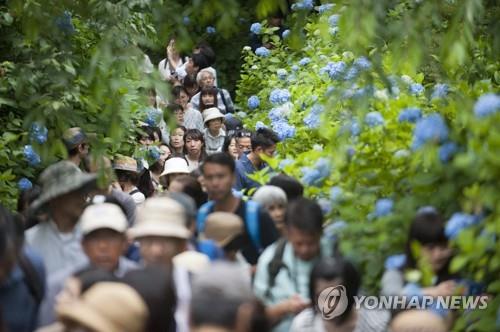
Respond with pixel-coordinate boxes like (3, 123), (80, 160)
(158, 58), (183, 81)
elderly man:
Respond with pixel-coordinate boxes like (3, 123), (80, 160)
(191, 68), (234, 114)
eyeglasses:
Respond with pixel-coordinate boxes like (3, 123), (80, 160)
(235, 131), (252, 138)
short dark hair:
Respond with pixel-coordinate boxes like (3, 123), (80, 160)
(268, 174), (304, 201)
(137, 125), (162, 143)
(195, 41), (216, 66)
(183, 74), (198, 89)
(251, 128), (280, 150)
(167, 103), (183, 114)
(285, 198), (323, 235)
(172, 85), (188, 99)
(115, 169), (139, 186)
(192, 53), (210, 70)
(202, 153), (235, 174)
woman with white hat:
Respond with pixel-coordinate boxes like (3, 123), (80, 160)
(159, 157), (190, 191)
(112, 156), (145, 205)
(202, 107), (226, 155)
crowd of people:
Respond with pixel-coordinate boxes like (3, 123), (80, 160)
(0, 35), (478, 332)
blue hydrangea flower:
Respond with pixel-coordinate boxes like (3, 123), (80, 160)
(148, 146), (161, 162)
(317, 3), (335, 13)
(144, 107), (163, 127)
(398, 107), (422, 123)
(279, 158), (294, 168)
(365, 112), (384, 127)
(385, 254), (406, 270)
(350, 120), (361, 136)
(277, 69), (287, 80)
(347, 147), (356, 157)
(354, 56), (371, 70)
(301, 158), (331, 186)
(18, 178), (33, 191)
(409, 83), (425, 96)
(183, 16), (190, 25)
(282, 29), (291, 38)
(303, 104), (324, 129)
(255, 46), (271, 57)
(439, 142), (458, 163)
(373, 198), (394, 217)
(324, 221), (347, 239)
(247, 95), (260, 109)
(473, 93), (500, 118)
(250, 22), (262, 34)
(330, 186), (343, 202)
(328, 14), (340, 27)
(255, 121), (267, 130)
(325, 86), (335, 96)
(291, 0), (314, 10)
(206, 26), (216, 34)
(320, 61), (346, 80)
(29, 122), (48, 144)
(23, 145), (41, 166)
(299, 57), (311, 66)
(268, 108), (284, 122)
(55, 11), (75, 35)
(412, 113), (449, 149)
(318, 198), (333, 215)
(345, 67), (358, 80)
(269, 89), (291, 105)
(272, 119), (295, 140)
(445, 212), (479, 239)
(431, 83), (449, 100)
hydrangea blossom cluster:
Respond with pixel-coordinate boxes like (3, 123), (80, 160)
(255, 47), (270, 57)
(373, 198), (394, 217)
(23, 145), (41, 166)
(354, 56), (371, 70)
(365, 112), (385, 127)
(431, 83), (449, 100)
(183, 16), (190, 25)
(398, 107), (422, 123)
(55, 11), (75, 35)
(291, 0), (314, 11)
(282, 29), (291, 38)
(412, 113), (449, 149)
(328, 14), (340, 27)
(148, 146), (161, 162)
(439, 142), (458, 163)
(291, 65), (299, 72)
(299, 57), (311, 66)
(303, 104), (324, 129)
(301, 158), (331, 186)
(269, 89), (291, 105)
(279, 158), (294, 168)
(317, 3), (335, 13)
(350, 120), (361, 136)
(445, 212), (480, 239)
(18, 178), (33, 191)
(29, 122), (48, 144)
(277, 69), (287, 80)
(384, 254), (406, 270)
(250, 22), (262, 34)
(320, 61), (346, 80)
(272, 119), (296, 140)
(144, 107), (163, 127)
(409, 83), (425, 96)
(330, 186), (343, 202)
(344, 67), (358, 80)
(473, 93), (500, 118)
(255, 121), (267, 130)
(247, 95), (260, 110)
(318, 198), (333, 215)
(206, 26), (216, 34)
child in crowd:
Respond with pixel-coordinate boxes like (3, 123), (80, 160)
(202, 107), (226, 155)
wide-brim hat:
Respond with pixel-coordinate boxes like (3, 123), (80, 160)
(160, 157), (189, 177)
(128, 197), (190, 239)
(56, 282), (147, 332)
(113, 155), (138, 173)
(30, 161), (97, 212)
(204, 212), (244, 248)
(202, 107), (225, 123)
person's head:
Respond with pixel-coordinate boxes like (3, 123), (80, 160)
(184, 129), (205, 160)
(389, 310), (447, 332)
(252, 186), (287, 234)
(113, 156), (139, 187)
(137, 125), (161, 146)
(199, 86), (219, 111)
(406, 208), (453, 276)
(172, 86), (190, 110)
(310, 257), (361, 325)
(159, 144), (172, 162)
(235, 130), (253, 157)
(203, 107), (224, 134)
(223, 135), (239, 160)
(168, 103), (184, 124)
(204, 212), (245, 261)
(160, 157), (190, 188)
(167, 174), (207, 208)
(186, 53), (210, 76)
(251, 128), (280, 161)
(63, 127), (90, 160)
(197, 68), (216, 89)
(165, 191), (198, 233)
(123, 265), (177, 332)
(224, 114), (243, 133)
(80, 203), (128, 272)
(194, 41), (216, 66)
(128, 197), (190, 265)
(201, 153), (236, 201)
(285, 198), (323, 261)
(169, 126), (187, 153)
(268, 174), (304, 201)
(17, 184), (41, 216)
(183, 74), (199, 98)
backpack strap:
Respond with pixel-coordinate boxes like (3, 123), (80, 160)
(265, 238), (288, 299)
(218, 88), (234, 113)
(196, 200), (215, 234)
(18, 250), (44, 306)
(245, 200), (262, 252)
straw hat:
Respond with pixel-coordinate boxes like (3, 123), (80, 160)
(56, 282), (148, 332)
(29, 161), (97, 212)
(128, 197), (190, 239)
(160, 157), (189, 177)
(202, 107), (225, 123)
(80, 203), (128, 236)
(62, 127), (88, 150)
(113, 156), (138, 173)
(204, 212), (244, 248)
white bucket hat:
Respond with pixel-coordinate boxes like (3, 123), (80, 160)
(202, 107), (225, 123)
(80, 203), (128, 236)
(160, 157), (189, 177)
(128, 197), (190, 239)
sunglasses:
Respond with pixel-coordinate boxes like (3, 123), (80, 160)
(235, 131), (252, 138)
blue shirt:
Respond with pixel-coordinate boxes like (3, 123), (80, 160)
(0, 246), (46, 332)
(234, 153), (264, 191)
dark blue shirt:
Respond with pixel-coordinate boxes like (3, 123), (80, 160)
(234, 153), (265, 191)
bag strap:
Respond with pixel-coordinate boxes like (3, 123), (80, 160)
(18, 251), (44, 306)
(245, 200), (262, 252)
(265, 238), (288, 299)
(129, 189), (141, 196)
(196, 201), (215, 234)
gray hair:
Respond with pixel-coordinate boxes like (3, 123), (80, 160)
(196, 68), (216, 86)
(252, 185), (287, 207)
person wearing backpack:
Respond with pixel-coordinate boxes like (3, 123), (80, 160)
(197, 153), (279, 265)
(253, 198), (337, 332)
